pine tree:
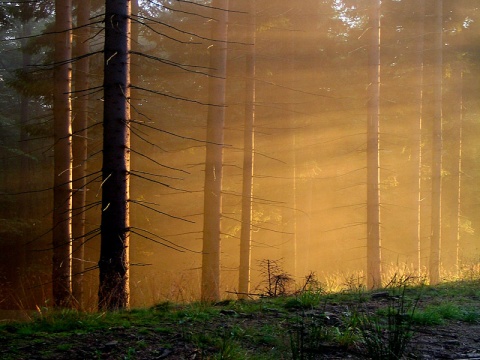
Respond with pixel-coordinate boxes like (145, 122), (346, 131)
(98, 0), (131, 310)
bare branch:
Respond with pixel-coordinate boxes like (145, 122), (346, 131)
(130, 199), (195, 223)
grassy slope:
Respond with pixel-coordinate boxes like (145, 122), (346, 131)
(1, 280), (480, 359)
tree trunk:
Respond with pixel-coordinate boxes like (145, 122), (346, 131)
(455, 67), (464, 276)
(72, 0), (91, 309)
(413, 0), (425, 276)
(52, 0), (73, 308)
(238, 0), (256, 300)
(201, 0), (229, 303)
(281, 11), (298, 280)
(366, 0), (382, 289)
(429, 0), (443, 285)
(98, 0), (131, 310)
(19, 21), (33, 274)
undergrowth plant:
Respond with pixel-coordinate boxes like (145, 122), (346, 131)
(342, 274), (368, 302)
(288, 310), (360, 360)
(288, 313), (331, 360)
(358, 280), (419, 359)
(258, 259), (294, 297)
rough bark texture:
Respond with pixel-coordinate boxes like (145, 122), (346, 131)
(52, 0), (73, 308)
(366, 0), (382, 289)
(429, 0), (443, 285)
(72, 0), (91, 309)
(201, 0), (229, 303)
(238, 0), (256, 300)
(98, 0), (131, 310)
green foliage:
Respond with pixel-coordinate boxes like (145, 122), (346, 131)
(288, 314), (335, 360)
(413, 302), (480, 325)
(2, 281), (480, 359)
(251, 324), (282, 347)
(212, 326), (248, 360)
(292, 272), (326, 310)
(17, 309), (102, 333)
(357, 286), (418, 360)
(341, 274), (368, 302)
(56, 343), (72, 351)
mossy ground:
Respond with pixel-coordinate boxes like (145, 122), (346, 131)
(1, 280), (480, 359)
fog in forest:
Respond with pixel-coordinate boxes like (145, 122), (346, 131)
(1, 0), (480, 312)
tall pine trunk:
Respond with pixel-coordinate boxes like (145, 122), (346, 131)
(52, 0), (73, 308)
(281, 21), (298, 279)
(455, 67), (464, 276)
(19, 22), (33, 273)
(413, 0), (425, 276)
(366, 0), (382, 289)
(201, 0), (229, 302)
(72, 0), (91, 309)
(429, 0), (443, 285)
(238, 0), (256, 300)
(98, 0), (131, 310)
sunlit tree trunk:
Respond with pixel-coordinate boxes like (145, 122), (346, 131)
(441, 63), (464, 276)
(201, 0), (229, 302)
(98, 0), (131, 310)
(455, 67), (464, 276)
(52, 0), (73, 308)
(366, 0), (382, 289)
(131, 0), (139, 48)
(281, 141), (297, 279)
(429, 0), (443, 285)
(441, 60), (463, 273)
(238, 0), (256, 300)
(130, 0), (140, 103)
(281, 13), (298, 280)
(413, 0), (425, 276)
(72, 0), (91, 309)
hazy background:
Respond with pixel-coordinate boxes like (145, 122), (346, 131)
(1, 0), (479, 310)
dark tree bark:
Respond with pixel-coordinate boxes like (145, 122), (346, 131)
(72, 0), (91, 309)
(366, 0), (382, 289)
(19, 21), (33, 273)
(429, 0), (443, 285)
(201, 0), (229, 303)
(98, 0), (131, 310)
(52, 0), (73, 308)
(238, 0), (256, 300)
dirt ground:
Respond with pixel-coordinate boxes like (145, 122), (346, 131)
(1, 294), (480, 359)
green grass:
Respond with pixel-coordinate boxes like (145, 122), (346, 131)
(413, 301), (480, 325)
(1, 280), (480, 359)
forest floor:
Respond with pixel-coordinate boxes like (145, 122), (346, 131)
(1, 280), (480, 359)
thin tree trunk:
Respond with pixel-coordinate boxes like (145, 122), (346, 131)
(455, 66), (464, 276)
(72, 0), (91, 309)
(429, 0), (443, 285)
(281, 14), (298, 279)
(19, 21), (32, 273)
(201, 0), (229, 303)
(414, 0), (425, 276)
(366, 0), (382, 289)
(52, 0), (73, 308)
(98, 0), (131, 310)
(130, 0), (140, 103)
(238, 0), (256, 300)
